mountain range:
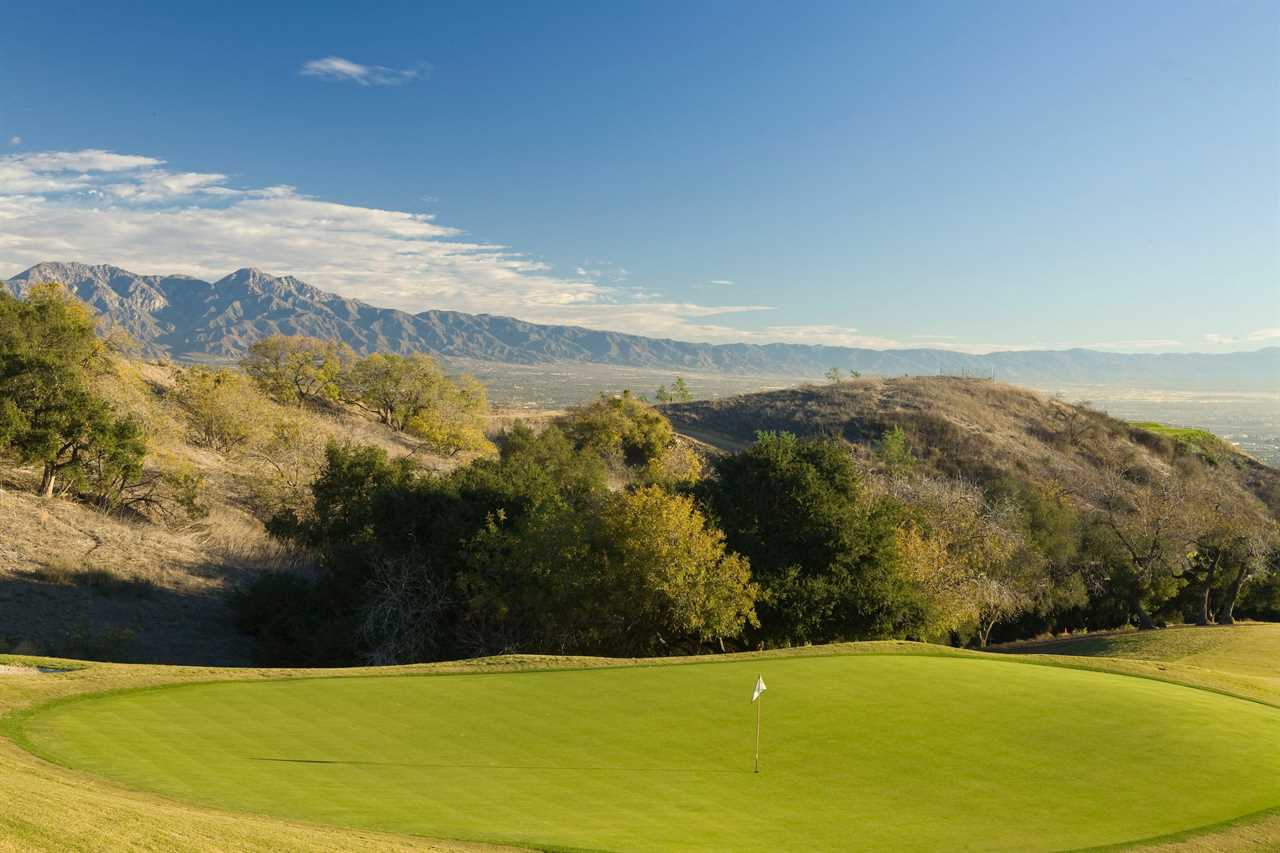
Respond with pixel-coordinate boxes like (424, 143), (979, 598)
(4, 262), (1277, 391)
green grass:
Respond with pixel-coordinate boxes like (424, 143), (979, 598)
(15, 651), (1280, 852)
(1128, 421), (1235, 460)
(999, 622), (1280, 710)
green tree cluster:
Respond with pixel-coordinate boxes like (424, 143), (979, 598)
(0, 284), (146, 500)
(239, 410), (1280, 664)
(243, 413), (755, 664)
(700, 432), (919, 644)
(655, 376), (693, 403)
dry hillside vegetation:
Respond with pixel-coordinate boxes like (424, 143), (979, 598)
(661, 376), (1280, 510)
(0, 353), (491, 664)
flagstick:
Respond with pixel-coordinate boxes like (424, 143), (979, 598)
(754, 683), (762, 773)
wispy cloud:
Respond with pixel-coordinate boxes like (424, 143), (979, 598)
(300, 56), (428, 86)
(0, 148), (1219, 355)
(1204, 328), (1280, 346)
(7, 137), (20, 146)
(1087, 338), (1183, 350)
(0, 148), (776, 343)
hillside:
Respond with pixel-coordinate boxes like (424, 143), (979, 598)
(4, 361), (1275, 665)
(661, 377), (1280, 511)
(0, 355), (451, 665)
(6, 262), (1278, 390)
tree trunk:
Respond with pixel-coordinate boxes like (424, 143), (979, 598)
(38, 463), (56, 498)
(1131, 594), (1156, 630)
(1197, 583), (1213, 626)
(1215, 569), (1247, 625)
(978, 617), (996, 648)
(1192, 550), (1223, 625)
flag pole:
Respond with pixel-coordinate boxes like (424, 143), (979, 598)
(754, 677), (762, 773)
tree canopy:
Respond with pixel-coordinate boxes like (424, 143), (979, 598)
(0, 284), (145, 499)
(242, 334), (354, 405)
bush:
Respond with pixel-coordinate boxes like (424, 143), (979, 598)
(173, 366), (262, 453)
(558, 391), (674, 468)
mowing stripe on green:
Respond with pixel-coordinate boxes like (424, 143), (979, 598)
(19, 654), (1280, 852)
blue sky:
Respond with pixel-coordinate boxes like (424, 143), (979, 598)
(1, 0), (1276, 352)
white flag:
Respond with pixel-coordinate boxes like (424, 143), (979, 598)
(752, 675), (767, 702)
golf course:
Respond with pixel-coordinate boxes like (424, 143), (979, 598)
(0, 629), (1277, 851)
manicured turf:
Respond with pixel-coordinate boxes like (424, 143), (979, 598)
(17, 653), (1280, 852)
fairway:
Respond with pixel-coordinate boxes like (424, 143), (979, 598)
(17, 654), (1280, 852)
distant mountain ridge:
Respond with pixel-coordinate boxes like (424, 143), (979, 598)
(4, 261), (1277, 391)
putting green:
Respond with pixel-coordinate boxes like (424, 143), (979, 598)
(16, 654), (1280, 851)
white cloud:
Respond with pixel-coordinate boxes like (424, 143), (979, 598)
(0, 147), (1213, 355)
(0, 148), (778, 342)
(300, 56), (427, 86)
(7, 137), (20, 146)
(1203, 328), (1280, 345)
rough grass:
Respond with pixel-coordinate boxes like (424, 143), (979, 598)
(4, 639), (1280, 852)
(996, 622), (1280, 707)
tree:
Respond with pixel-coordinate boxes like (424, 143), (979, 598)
(1083, 465), (1202, 629)
(701, 432), (917, 645)
(655, 378), (692, 404)
(248, 413), (328, 523)
(0, 284), (144, 498)
(341, 352), (442, 430)
(888, 476), (1042, 646)
(639, 441), (704, 489)
(404, 372), (493, 456)
(68, 412), (149, 513)
(1166, 473), (1276, 626)
(1210, 523), (1276, 625)
(877, 426), (916, 474)
(242, 335), (353, 405)
(825, 367), (844, 384)
(462, 485), (757, 656)
(340, 353), (492, 455)
(172, 366), (261, 453)
(592, 486), (757, 652)
(557, 391), (675, 468)
(1052, 401), (1099, 448)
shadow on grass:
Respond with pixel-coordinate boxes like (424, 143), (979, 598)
(250, 757), (747, 773)
(0, 572), (253, 666)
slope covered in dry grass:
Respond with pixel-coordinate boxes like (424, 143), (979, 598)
(0, 355), (474, 664)
(661, 376), (1280, 509)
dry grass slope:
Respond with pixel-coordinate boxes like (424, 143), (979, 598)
(0, 355), (497, 664)
(661, 376), (1280, 507)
